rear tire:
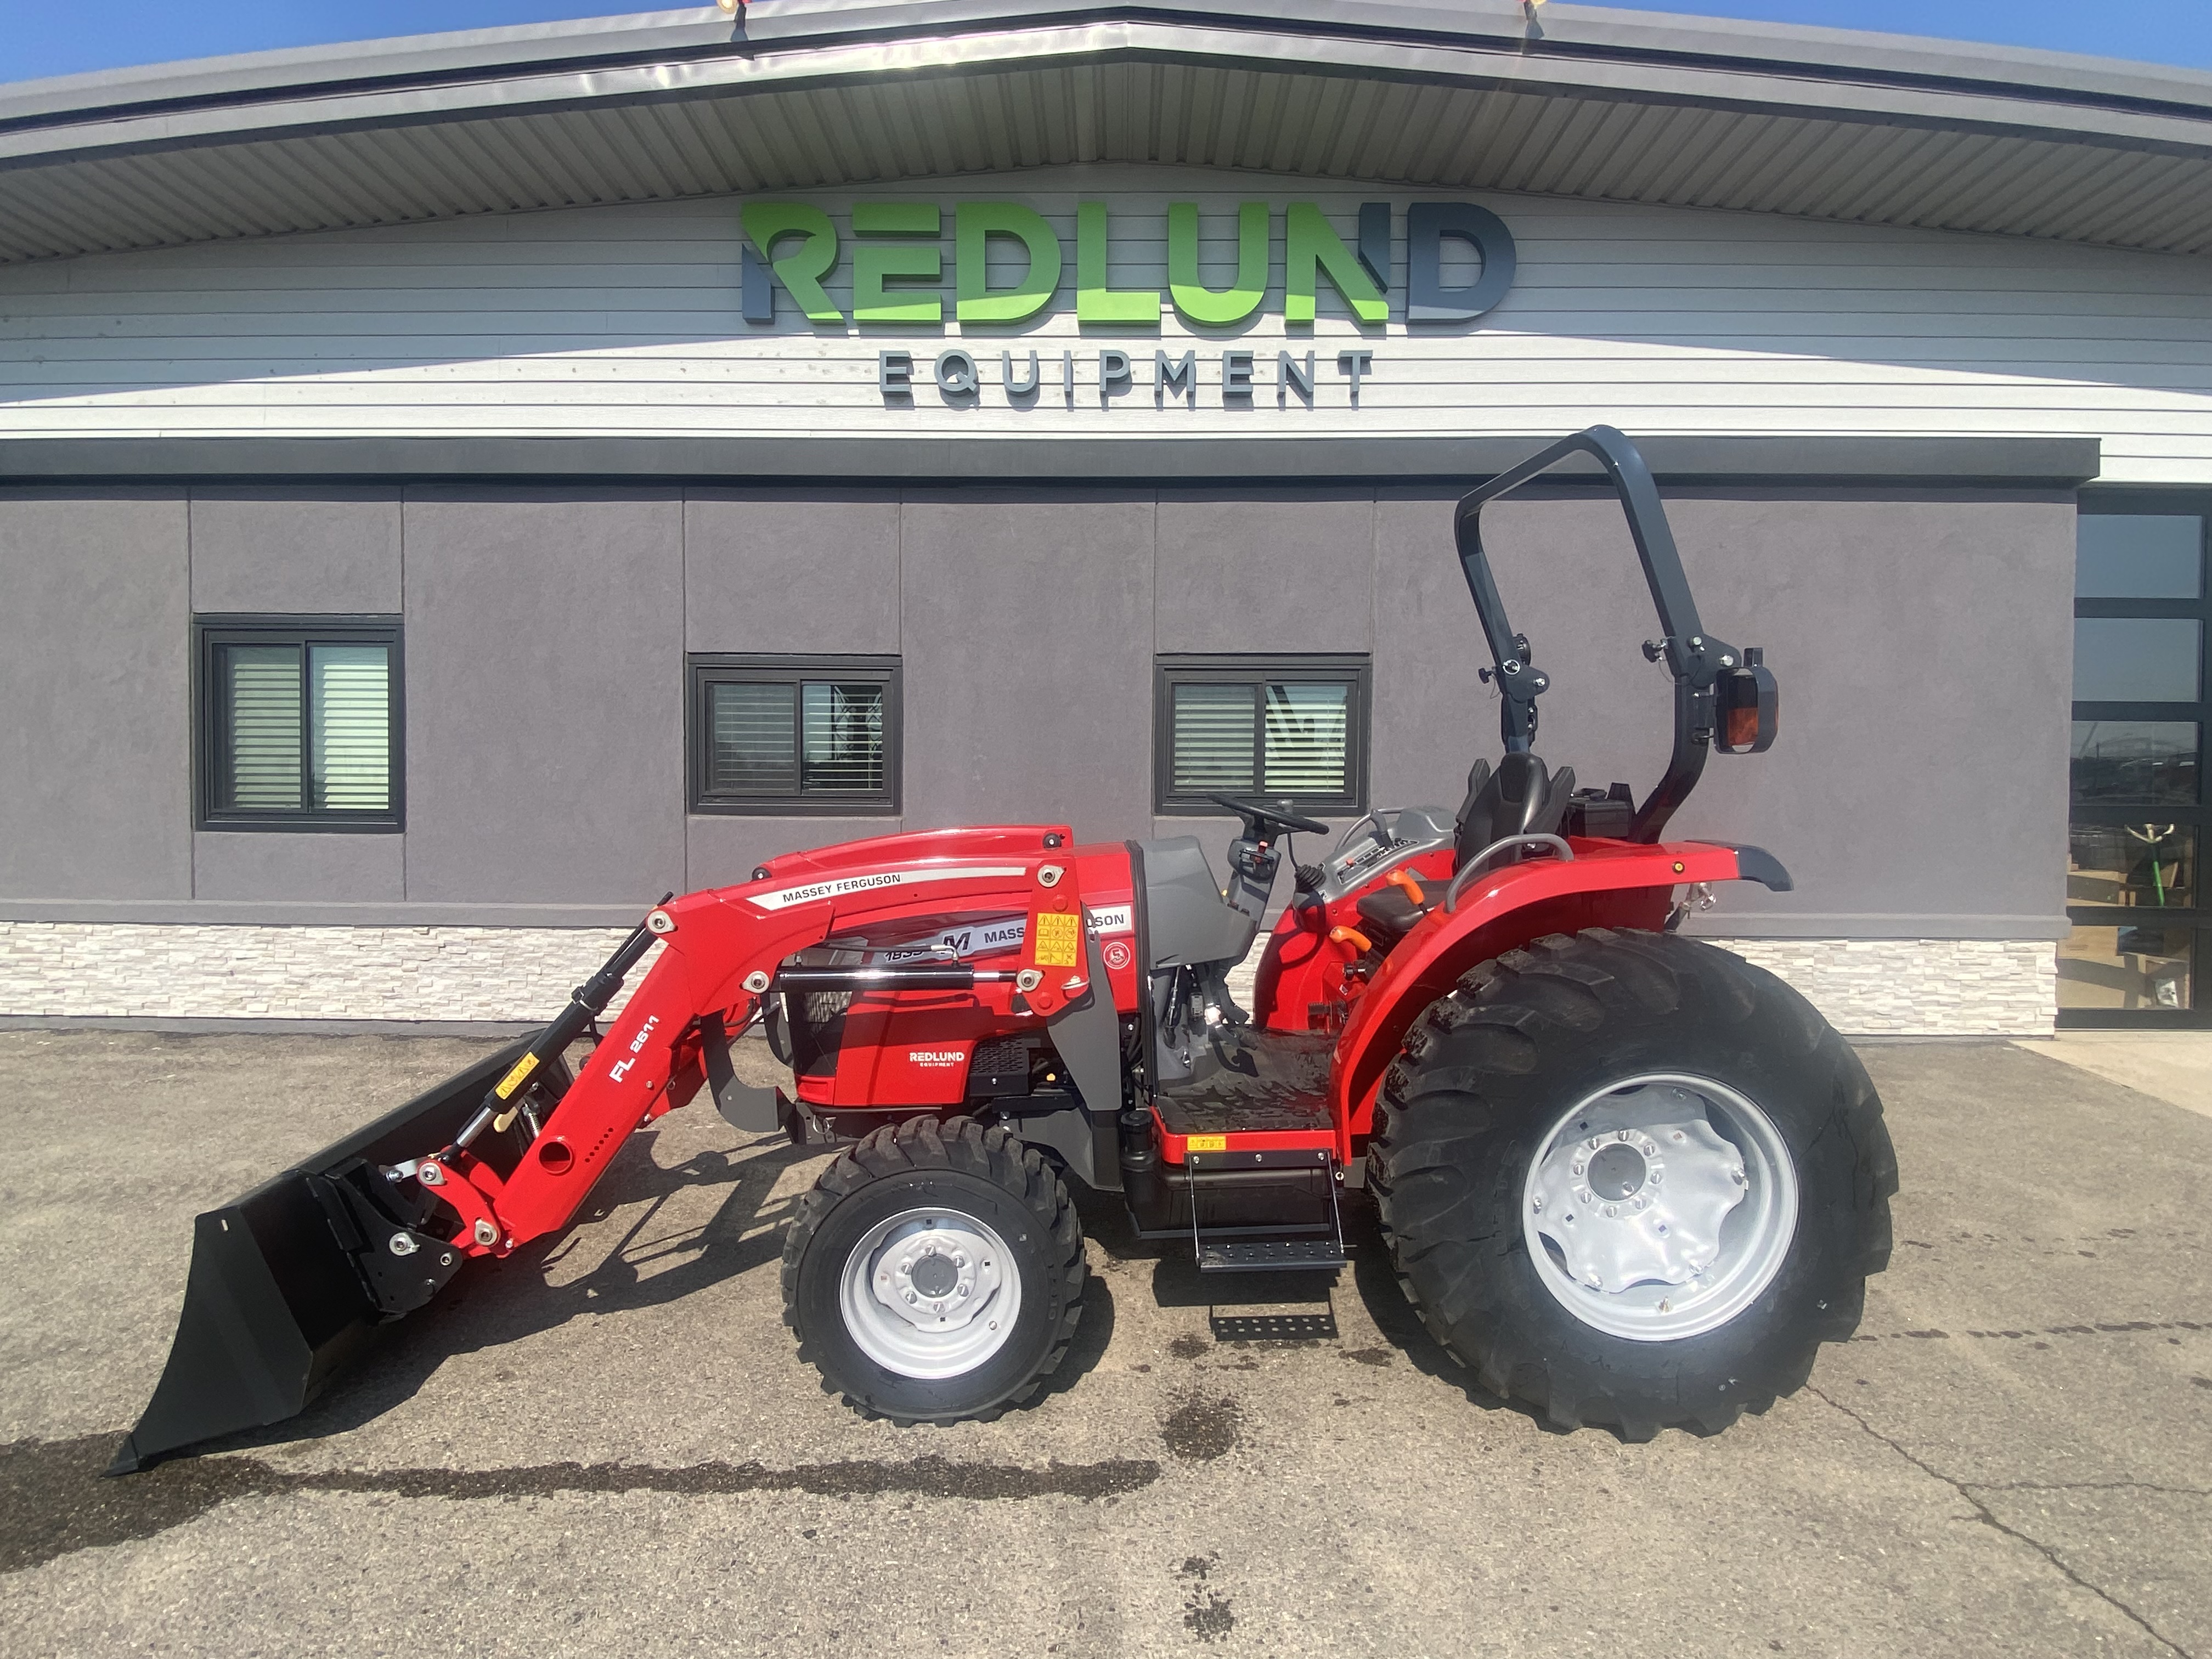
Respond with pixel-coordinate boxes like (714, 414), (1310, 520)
(782, 1116), (1086, 1424)
(1370, 928), (1895, 1437)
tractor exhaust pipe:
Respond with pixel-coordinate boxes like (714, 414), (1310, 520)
(109, 905), (672, 1475)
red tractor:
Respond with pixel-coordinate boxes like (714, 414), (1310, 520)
(116, 428), (1895, 1472)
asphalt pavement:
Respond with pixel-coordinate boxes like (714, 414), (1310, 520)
(1, 1029), (2207, 1658)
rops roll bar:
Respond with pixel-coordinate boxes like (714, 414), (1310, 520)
(1454, 426), (1775, 844)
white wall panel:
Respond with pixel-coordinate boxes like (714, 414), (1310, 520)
(3, 165), (2209, 481)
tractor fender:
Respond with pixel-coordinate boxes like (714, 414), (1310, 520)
(1326, 840), (1771, 1151)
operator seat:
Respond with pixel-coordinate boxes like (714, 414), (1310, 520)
(1354, 753), (1575, 944)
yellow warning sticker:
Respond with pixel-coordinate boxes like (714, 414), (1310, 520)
(1032, 910), (1081, 968)
(1186, 1134), (1228, 1153)
(493, 1051), (540, 1101)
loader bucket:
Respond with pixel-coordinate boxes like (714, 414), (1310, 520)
(110, 1038), (534, 1475)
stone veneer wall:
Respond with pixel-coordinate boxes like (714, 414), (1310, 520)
(0, 922), (2055, 1036)
(1221, 935), (2053, 1037)
(0, 923), (658, 1024)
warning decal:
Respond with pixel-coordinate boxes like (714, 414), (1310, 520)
(1032, 911), (1081, 968)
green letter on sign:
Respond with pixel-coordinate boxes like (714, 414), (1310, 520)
(740, 202), (844, 324)
(851, 202), (943, 324)
(1076, 202), (1161, 326)
(1168, 202), (1267, 327)
(1284, 202), (1386, 325)
(956, 203), (1063, 324)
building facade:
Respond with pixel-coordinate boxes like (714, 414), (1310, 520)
(3, 0), (2210, 1033)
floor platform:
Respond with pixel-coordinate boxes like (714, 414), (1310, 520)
(1154, 1029), (1335, 1136)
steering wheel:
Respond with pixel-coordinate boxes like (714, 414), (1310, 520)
(1205, 793), (1332, 839)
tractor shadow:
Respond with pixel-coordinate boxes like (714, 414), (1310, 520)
(202, 1130), (1543, 1458)
(220, 1126), (821, 1453)
(223, 1125), (1122, 1453)
(1084, 1183), (1551, 1432)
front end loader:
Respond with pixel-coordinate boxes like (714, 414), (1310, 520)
(116, 426), (1895, 1469)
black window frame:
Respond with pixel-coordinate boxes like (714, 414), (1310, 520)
(193, 614), (404, 833)
(1153, 653), (1371, 816)
(2064, 492), (2212, 1028)
(688, 654), (903, 816)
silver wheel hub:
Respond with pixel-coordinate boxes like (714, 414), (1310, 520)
(1522, 1076), (1798, 1342)
(839, 1207), (1020, 1379)
(1529, 1114), (1745, 1291)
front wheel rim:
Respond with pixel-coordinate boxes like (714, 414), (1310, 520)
(1520, 1074), (1799, 1343)
(838, 1205), (1023, 1379)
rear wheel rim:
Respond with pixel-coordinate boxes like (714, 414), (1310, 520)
(1520, 1073), (1798, 1342)
(838, 1205), (1022, 1379)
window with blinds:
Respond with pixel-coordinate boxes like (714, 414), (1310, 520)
(690, 656), (900, 814)
(1155, 655), (1369, 815)
(198, 619), (400, 830)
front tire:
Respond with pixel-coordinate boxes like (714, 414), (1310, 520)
(1370, 928), (1895, 1437)
(782, 1116), (1086, 1424)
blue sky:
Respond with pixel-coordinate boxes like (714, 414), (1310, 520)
(0, 1), (2207, 87)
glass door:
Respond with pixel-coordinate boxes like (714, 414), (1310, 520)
(2062, 503), (2210, 1026)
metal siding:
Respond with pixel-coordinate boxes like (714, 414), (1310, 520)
(8, 48), (2212, 264)
(3, 173), (2208, 481)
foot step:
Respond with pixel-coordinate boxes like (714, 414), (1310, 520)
(1209, 1307), (1339, 1340)
(1198, 1238), (1350, 1272)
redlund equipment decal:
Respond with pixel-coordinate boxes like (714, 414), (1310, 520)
(907, 1051), (964, 1067)
(748, 866), (1029, 912)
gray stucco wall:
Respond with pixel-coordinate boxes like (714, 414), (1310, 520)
(0, 490), (191, 901)
(0, 479), (2075, 942)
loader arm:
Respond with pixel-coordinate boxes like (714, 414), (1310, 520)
(115, 828), (1093, 1472)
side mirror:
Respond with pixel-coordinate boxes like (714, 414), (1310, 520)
(1715, 647), (1778, 754)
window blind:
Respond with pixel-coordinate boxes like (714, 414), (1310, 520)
(1263, 682), (1349, 797)
(309, 644), (391, 811)
(802, 682), (886, 793)
(221, 644), (304, 810)
(1170, 682), (1258, 795)
(708, 680), (800, 795)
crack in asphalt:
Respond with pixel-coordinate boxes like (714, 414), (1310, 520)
(1807, 1386), (2197, 1659)
(1849, 1318), (2209, 1344)
(1961, 1479), (2212, 1500)
(0, 1433), (1161, 1576)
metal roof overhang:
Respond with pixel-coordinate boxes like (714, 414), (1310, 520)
(2, 0), (2211, 264)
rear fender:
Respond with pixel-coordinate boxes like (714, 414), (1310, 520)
(1327, 841), (1776, 1153)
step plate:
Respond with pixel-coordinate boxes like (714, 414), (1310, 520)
(1198, 1238), (1351, 1272)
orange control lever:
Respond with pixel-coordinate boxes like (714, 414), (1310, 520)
(1387, 867), (1426, 906)
(1328, 925), (1373, 953)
